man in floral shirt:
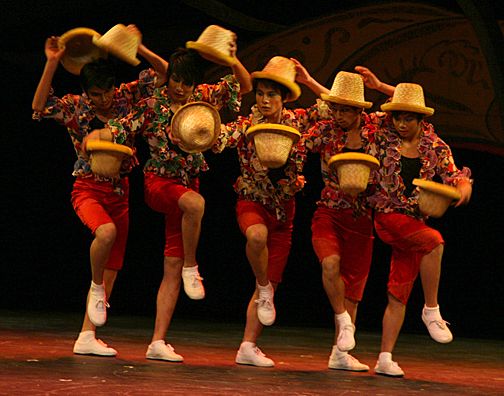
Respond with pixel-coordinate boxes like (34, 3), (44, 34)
(32, 26), (168, 356)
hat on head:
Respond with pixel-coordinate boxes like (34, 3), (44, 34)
(381, 83), (434, 116)
(186, 25), (237, 67)
(412, 179), (461, 218)
(86, 140), (133, 178)
(171, 101), (221, 153)
(251, 56), (301, 102)
(328, 152), (380, 196)
(92, 24), (141, 66)
(321, 71), (372, 109)
(58, 27), (106, 75)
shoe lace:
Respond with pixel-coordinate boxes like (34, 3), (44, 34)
(96, 339), (109, 347)
(166, 343), (176, 352)
(189, 274), (203, 287)
(252, 346), (266, 357)
(428, 319), (450, 329)
(94, 299), (110, 311)
(254, 296), (273, 309)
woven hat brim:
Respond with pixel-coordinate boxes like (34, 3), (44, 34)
(412, 179), (461, 200)
(58, 28), (105, 75)
(381, 102), (434, 116)
(92, 35), (140, 66)
(250, 71), (301, 102)
(186, 41), (237, 67)
(246, 123), (301, 142)
(328, 152), (379, 169)
(87, 140), (133, 156)
(320, 94), (372, 109)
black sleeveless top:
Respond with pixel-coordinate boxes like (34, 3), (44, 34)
(400, 156), (422, 196)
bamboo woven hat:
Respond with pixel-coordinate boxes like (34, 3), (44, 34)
(171, 101), (221, 153)
(246, 123), (301, 169)
(328, 152), (380, 196)
(58, 27), (106, 75)
(86, 140), (133, 178)
(321, 71), (372, 109)
(251, 56), (301, 102)
(413, 178), (461, 218)
(92, 24), (141, 66)
(381, 83), (434, 116)
(186, 25), (237, 66)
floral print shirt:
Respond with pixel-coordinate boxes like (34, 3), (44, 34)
(109, 74), (240, 187)
(32, 69), (157, 182)
(214, 103), (328, 221)
(368, 114), (472, 219)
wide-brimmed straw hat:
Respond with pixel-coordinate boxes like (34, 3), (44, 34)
(92, 24), (141, 66)
(412, 179), (461, 218)
(381, 83), (434, 116)
(58, 27), (106, 75)
(251, 56), (301, 102)
(328, 152), (380, 196)
(321, 71), (372, 109)
(246, 123), (301, 169)
(171, 101), (221, 153)
(186, 25), (237, 67)
(86, 140), (133, 178)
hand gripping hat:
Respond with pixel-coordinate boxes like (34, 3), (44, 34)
(251, 56), (301, 102)
(412, 179), (461, 218)
(186, 25), (238, 67)
(171, 102), (221, 153)
(381, 83), (434, 116)
(92, 24), (141, 66)
(58, 27), (106, 75)
(86, 140), (133, 178)
(328, 152), (380, 196)
(321, 71), (372, 109)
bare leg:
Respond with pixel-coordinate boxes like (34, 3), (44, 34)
(420, 244), (444, 307)
(381, 293), (406, 353)
(179, 191), (205, 268)
(245, 224), (269, 286)
(89, 223), (117, 284)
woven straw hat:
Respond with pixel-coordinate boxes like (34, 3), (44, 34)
(412, 179), (461, 218)
(58, 27), (106, 75)
(246, 123), (301, 169)
(186, 25), (237, 66)
(381, 83), (434, 116)
(328, 152), (380, 196)
(171, 101), (221, 153)
(86, 140), (133, 178)
(251, 56), (301, 102)
(321, 71), (372, 109)
(92, 24), (141, 66)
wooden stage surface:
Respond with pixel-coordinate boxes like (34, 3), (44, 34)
(0, 310), (502, 395)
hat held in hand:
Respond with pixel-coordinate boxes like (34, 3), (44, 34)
(381, 83), (434, 116)
(186, 25), (237, 66)
(86, 140), (133, 178)
(413, 179), (461, 218)
(171, 102), (221, 153)
(92, 24), (141, 66)
(251, 56), (301, 102)
(58, 27), (106, 75)
(246, 123), (301, 169)
(321, 71), (372, 109)
(328, 152), (379, 196)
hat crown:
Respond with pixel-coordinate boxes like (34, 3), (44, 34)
(260, 56), (296, 83)
(196, 25), (235, 56)
(93, 24), (140, 65)
(390, 83), (426, 108)
(328, 71), (366, 103)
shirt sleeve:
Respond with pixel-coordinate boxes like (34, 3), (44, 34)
(193, 74), (241, 113)
(115, 68), (158, 106)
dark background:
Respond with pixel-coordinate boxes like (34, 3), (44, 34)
(1, 0), (503, 339)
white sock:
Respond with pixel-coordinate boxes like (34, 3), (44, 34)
(150, 339), (165, 347)
(77, 330), (95, 342)
(182, 265), (199, 273)
(90, 281), (105, 294)
(424, 305), (441, 319)
(379, 352), (393, 362)
(335, 311), (351, 324)
(240, 341), (255, 349)
(257, 282), (273, 297)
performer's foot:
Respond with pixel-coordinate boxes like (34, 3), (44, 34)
(182, 266), (205, 300)
(335, 311), (356, 352)
(374, 352), (404, 377)
(87, 281), (108, 327)
(235, 342), (274, 367)
(146, 340), (184, 362)
(328, 346), (368, 371)
(255, 282), (275, 326)
(73, 331), (117, 356)
(422, 305), (453, 343)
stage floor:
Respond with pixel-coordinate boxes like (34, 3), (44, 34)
(0, 310), (502, 395)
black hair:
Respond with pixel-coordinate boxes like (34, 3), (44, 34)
(253, 78), (289, 101)
(391, 111), (424, 122)
(80, 58), (116, 93)
(167, 48), (205, 87)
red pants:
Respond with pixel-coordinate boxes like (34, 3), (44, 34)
(311, 207), (374, 302)
(144, 173), (200, 258)
(374, 212), (444, 304)
(236, 199), (295, 283)
(71, 178), (129, 271)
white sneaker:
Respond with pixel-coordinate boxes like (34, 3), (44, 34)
(87, 282), (108, 327)
(422, 307), (453, 343)
(73, 337), (117, 356)
(328, 346), (368, 371)
(235, 343), (274, 367)
(336, 323), (356, 352)
(146, 341), (184, 362)
(182, 266), (205, 300)
(374, 359), (405, 377)
(255, 283), (276, 326)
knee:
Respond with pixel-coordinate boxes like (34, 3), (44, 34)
(95, 223), (117, 246)
(321, 256), (341, 279)
(246, 225), (268, 250)
(180, 192), (205, 217)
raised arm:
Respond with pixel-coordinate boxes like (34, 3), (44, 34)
(291, 58), (329, 96)
(354, 66), (395, 96)
(32, 36), (65, 111)
(231, 58), (252, 94)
